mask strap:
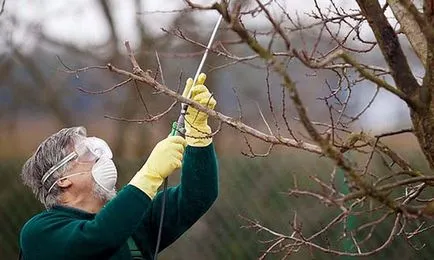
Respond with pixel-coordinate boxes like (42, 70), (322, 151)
(46, 172), (87, 194)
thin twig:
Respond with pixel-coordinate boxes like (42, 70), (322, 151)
(155, 51), (166, 86)
(77, 78), (132, 94)
(105, 100), (177, 123)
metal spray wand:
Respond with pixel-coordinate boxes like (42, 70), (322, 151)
(154, 15), (223, 260)
(172, 14), (223, 137)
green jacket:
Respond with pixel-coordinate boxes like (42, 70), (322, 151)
(20, 144), (218, 260)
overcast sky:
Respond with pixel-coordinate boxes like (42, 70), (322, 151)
(4, 0), (360, 48)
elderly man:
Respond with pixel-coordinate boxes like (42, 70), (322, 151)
(19, 74), (218, 260)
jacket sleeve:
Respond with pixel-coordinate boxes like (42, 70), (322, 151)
(133, 143), (219, 255)
(20, 185), (151, 259)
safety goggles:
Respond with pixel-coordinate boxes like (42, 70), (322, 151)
(41, 137), (112, 185)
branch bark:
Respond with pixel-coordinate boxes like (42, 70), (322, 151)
(356, 0), (420, 100)
(107, 44), (323, 155)
(387, 0), (427, 67)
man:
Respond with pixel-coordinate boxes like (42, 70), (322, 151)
(19, 74), (218, 259)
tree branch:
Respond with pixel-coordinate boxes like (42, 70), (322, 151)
(294, 48), (420, 109)
(0, 0), (5, 15)
(356, 0), (420, 104)
(387, 0), (427, 67)
(106, 44), (324, 154)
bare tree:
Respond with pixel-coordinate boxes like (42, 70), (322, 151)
(56, 0), (434, 258)
(0, 0), (197, 157)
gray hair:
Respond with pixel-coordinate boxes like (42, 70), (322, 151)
(21, 126), (87, 208)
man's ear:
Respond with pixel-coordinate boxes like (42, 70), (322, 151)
(57, 178), (72, 188)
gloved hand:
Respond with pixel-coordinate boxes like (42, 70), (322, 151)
(183, 73), (217, 147)
(129, 136), (187, 199)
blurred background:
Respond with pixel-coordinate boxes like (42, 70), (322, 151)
(0, 0), (432, 259)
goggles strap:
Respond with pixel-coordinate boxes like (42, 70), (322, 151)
(41, 152), (77, 185)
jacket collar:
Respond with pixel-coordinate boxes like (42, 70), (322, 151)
(49, 205), (96, 220)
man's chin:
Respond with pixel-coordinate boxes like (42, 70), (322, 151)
(92, 183), (117, 203)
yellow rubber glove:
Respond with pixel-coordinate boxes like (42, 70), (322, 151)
(183, 73), (217, 147)
(129, 136), (187, 199)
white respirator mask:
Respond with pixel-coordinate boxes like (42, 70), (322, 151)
(90, 156), (117, 192)
(42, 137), (118, 194)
